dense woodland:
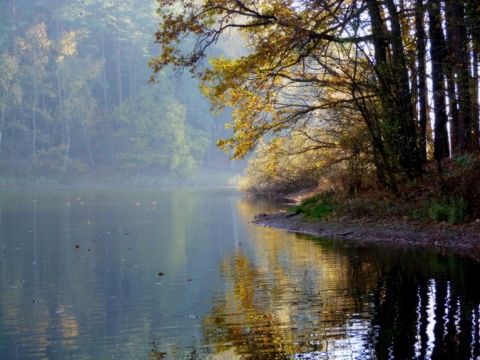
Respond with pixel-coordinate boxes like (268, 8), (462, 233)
(0, 0), (238, 186)
(2, 0), (480, 208)
(152, 0), (480, 213)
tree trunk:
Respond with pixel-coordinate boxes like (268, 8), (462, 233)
(447, 0), (472, 154)
(366, 0), (388, 67)
(415, 0), (429, 162)
(428, 0), (450, 160)
(114, 35), (123, 104)
(32, 78), (38, 170)
(444, 0), (459, 154)
(100, 32), (109, 115)
(82, 127), (95, 169)
(471, 50), (479, 148)
(465, 1), (479, 150)
(384, 0), (421, 176)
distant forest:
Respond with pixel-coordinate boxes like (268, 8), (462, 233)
(0, 0), (237, 185)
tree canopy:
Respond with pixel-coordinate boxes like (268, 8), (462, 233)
(152, 0), (480, 192)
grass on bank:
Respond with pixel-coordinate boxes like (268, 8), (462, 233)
(289, 193), (336, 220)
(272, 156), (480, 226)
(292, 192), (470, 225)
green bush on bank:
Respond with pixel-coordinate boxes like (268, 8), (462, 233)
(408, 195), (468, 225)
(427, 196), (468, 224)
(289, 193), (336, 220)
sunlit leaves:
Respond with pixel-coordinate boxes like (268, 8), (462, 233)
(58, 31), (78, 62)
(17, 23), (52, 69)
(152, 0), (436, 190)
(153, 0), (374, 164)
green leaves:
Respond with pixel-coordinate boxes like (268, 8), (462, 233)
(114, 87), (208, 177)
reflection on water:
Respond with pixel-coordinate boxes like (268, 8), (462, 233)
(0, 189), (479, 359)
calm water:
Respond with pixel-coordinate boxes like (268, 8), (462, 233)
(0, 188), (479, 359)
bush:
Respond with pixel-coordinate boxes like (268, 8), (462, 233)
(428, 196), (468, 224)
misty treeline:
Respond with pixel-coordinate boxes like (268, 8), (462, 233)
(0, 0), (234, 183)
(153, 0), (480, 195)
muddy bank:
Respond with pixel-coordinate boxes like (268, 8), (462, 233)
(252, 211), (480, 260)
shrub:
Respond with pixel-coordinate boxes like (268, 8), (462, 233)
(428, 196), (468, 224)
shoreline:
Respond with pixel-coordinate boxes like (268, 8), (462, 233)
(251, 211), (480, 260)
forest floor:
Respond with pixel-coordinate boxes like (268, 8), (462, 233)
(251, 186), (480, 261)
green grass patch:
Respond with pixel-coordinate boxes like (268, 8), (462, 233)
(289, 193), (336, 220)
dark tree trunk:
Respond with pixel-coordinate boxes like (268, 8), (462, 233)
(428, 0), (450, 160)
(466, 1), (480, 149)
(444, 0), (459, 153)
(366, 0), (388, 66)
(365, 0), (422, 180)
(446, 0), (473, 154)
(384, 0), (421, 176)
(472, 50), (480, 148)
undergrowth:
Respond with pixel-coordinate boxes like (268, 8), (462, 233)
(427, 197), (468, 224)
(284, 156), (480, 225)
(289, 193), (336, 220)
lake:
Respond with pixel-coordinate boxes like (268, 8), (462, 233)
(0, 188), (479, 359)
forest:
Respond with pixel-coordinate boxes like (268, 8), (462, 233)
(2, 0), (480, 216)
(0, 0), (239, 187)
(152, 0), (480, 221)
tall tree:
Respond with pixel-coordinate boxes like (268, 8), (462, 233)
(466, 2), (480, 146)
(445, 0), (473, 154)
(415, 0), (429, 162)
(17, 23), (52, 169)
(0, 52), (20, 160)
(427, 0), (450, 160)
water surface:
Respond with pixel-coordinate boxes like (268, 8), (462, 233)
(0, 188), (479, 359)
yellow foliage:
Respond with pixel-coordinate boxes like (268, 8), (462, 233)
(60, 31), (77, 57)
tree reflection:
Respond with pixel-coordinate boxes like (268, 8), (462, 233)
(360, 249), (480, 359)
(201, 244), (372, 358)
(203, 239), (480, 359)
(202, 252), (294, 358)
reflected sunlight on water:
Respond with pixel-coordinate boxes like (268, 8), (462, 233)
(202, 224), (373, 359)
(0, 189), (479, 359)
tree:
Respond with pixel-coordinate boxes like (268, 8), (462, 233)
(415, 0), (429, 162)
(427, 0), (450, 161)
(52, 30), (102, 172)
(153, 0), (480, 193)
(0, 0), (217, 181)
(151, 0), (426, 191)
(16, 23), (52, 169)
(114, 86), (209, 177)
(445, 0), (473, 155)
(0, 52), (21, 160)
